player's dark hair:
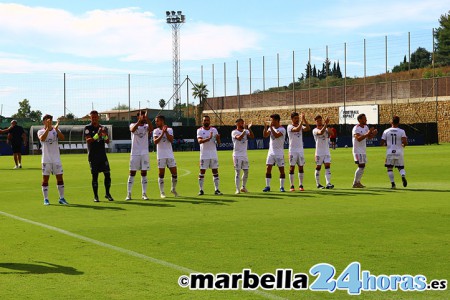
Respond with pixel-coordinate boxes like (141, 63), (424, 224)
(392, 116), (400, 125)
(357, 113), (366, 121)
(42, 114), (53, 121)
(270, 114), (280, 121)
(291, 112), (299, 119)
(314, 115), (322, 121)
(156, 115), (166, 122)
(203, 115), (210, 120)
(235, 118), (244, 123)
(90, 110), (99, 115)
(140, 110), (146, 116)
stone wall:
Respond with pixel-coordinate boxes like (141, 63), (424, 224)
(203, 97), (450, 143)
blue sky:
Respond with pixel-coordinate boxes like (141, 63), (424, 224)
(0, 0), (447, 118)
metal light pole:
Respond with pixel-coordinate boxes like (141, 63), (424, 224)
(166, 10), (185, 120)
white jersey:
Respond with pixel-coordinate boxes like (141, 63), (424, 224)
(231, 129), (250, 157)
(381, 127), (407, 156)
(267, 126), (286, 156)
(38, 128), (62, 164)
(197, 127), (219, 160)
(287, 124), (305, 154)
(153, 127), (175, 159)
(130, 123), (149, 156)
(352, 125), (369, 155)
(313, 127), (330, 156)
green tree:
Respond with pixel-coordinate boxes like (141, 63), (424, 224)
(111, 103), (129, 110)
(11, 99), (42, 121)
(411, 47), (431, 69)
(192, 83), (209, 107)
(66, 113), (75, 120)
(434, 10), (450, 66)
(159, 99), (166, 110)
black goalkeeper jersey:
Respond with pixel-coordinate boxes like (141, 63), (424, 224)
(84, 123), (109, 163)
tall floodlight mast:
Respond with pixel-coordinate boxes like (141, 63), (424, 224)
(166, 10), (185, 120)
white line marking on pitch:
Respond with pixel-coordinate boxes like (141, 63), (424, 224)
(0, 210), (286, 300)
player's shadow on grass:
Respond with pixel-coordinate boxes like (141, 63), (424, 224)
(0, 262), (83, 275)
(371, 187), (450, 193)
(119, 201), (175, 208)
(156, 196), (234, 205)
(0, 167), (41, 171)
(66, 204), (126, 211)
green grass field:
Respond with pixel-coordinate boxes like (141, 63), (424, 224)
(0, 144), (449, 299)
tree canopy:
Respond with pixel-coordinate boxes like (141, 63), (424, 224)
(11, 99), (42, 121)
(434, 10), (450, 66)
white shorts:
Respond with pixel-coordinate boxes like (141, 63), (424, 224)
(42, 163), (63, 176)
(385, 154), (404, 167)
(129, 154), (150, 171)
(158, 157), (177, 169)
(233, 156), (249, 170)
(315, 155), (331, 165)
(200, 158), (219, 169)
(266, 154), (285, 167)
(289, 152), (305, 166)
(354, 153), (367, 164)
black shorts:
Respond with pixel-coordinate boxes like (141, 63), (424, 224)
(11, 142), (22, 153)
(89, 160), (110, 174)
(330, 138), (337, 143)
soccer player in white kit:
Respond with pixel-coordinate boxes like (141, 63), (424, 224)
(380, 116), (408, 189)
(262, 113), (287, 192)
(126, 110), (153, 200)
(37, 114), (68, 205)
(197, 115), (222, 195)
(231, 118), (254, 194)
(312, 115), (334, 189)
(153, 115), (178, 198)
(352, 113), (377, 188)
(287, 112), (310, 192)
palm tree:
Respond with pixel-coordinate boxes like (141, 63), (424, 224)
(159, 99), (166, 110)
(192, 82), (209, 107)
(192, 83), (209, 125)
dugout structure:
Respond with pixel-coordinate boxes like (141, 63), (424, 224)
(29, 125), (113, 154)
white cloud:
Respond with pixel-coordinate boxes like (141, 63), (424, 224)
(0, 3), (260, 64)
(305, 0), (447, 33)
(0, 56), (126, 74)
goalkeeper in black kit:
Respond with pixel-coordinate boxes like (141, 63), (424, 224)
(84, 110), (114, 202)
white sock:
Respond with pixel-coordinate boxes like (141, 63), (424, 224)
(127, 175), (135, 195)
(315, 170), (321, 185)
(158, 177), (164, 194)
(280, 177), (285, 189)
(235, 170), (241, 190)
(198, 174), (205, 190)
(171, 175), (178, 191)
(388, 170), (395, 183)
(399, 169), (406, 177)
(325, 168), (331, 185)
(289, 173), (295, 186)
(265, 177), (271, 187)
(242, 169), (249, 188)
(57, 184), (65, 199)
(42, 185), (49, 199)
(213, 174), (220, 190)
(354, 167), (364, 184)
(298, 172), (304, 186)
(141, 176), (148, 194)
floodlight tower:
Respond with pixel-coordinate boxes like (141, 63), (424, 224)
(166, 10), (185, 120)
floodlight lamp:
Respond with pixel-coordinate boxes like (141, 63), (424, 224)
(166, 11), (170, 16)
(177, 11), (182, 15)
(171, 11), (176, 15)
